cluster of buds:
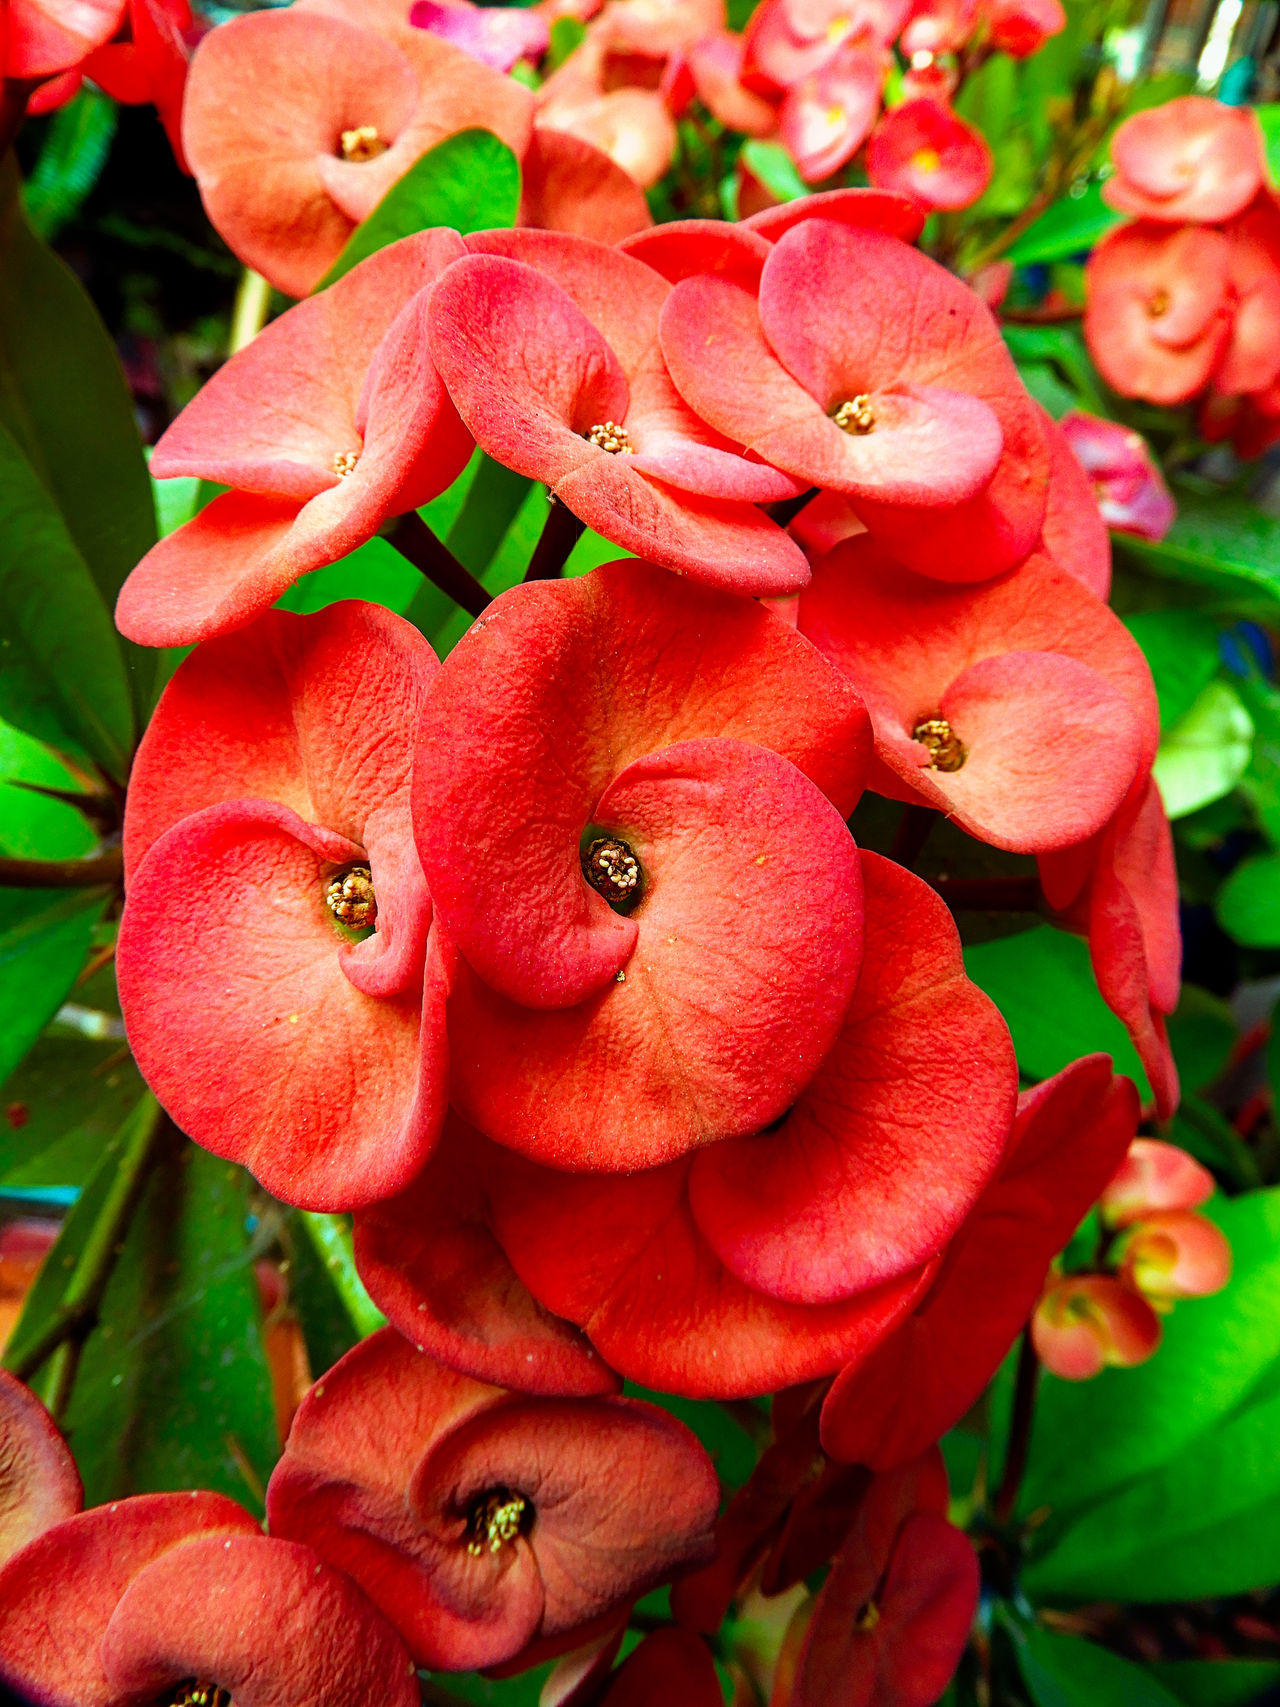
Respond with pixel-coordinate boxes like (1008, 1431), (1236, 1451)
(1085, 95), (1280, 459)
(1033, 1139), (1232, 1380)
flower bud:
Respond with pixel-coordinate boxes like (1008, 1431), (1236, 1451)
(1099, 1138), (1214, 1229)
(1116, 1210), (1232, 1304)
(1032, 1275), (1161, 1380)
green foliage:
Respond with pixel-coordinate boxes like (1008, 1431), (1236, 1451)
(548, 14), (587, 65)
(738, 138), (808, 202)
(1154, 680), (1254, 821)
(23, 88), (118, 240)
(318, 130), (522, 288)
(1165, 984), (1236, 1094)
(1216, 850), (1280, 947)
(0, 1030), (144, 1190)
(1147, 1660), (1280, 1705)
(1005, 182), (1125, 265)
(1005, 1619), (1186, 1707)
(1256, 102), (1280, 191)
(0, 889), (106, 1087)
(1120, 484), (1280, 617)
(0, 717), (96, 860)
(1124, 611), (1221, 733)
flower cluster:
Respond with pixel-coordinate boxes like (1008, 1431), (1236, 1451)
(1085, 95), (1280, 458)
(1033, 1138), (1232, 1379)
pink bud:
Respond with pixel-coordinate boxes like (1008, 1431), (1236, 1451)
(1117, 1210), (1232, 1303)
(1099, 1138), (1215, 1228)
(1032, 1274), (1162, 1380)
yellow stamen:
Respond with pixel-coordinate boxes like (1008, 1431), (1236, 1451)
(834, 395), (876, 435)
(332, 449), (360, 478)
(340, 125), (387, 163)
(325, 865), (377, 930)
(586, 421), (634, 454)
(466, 1492), (529, 1557)
(913, 717), (967, 772)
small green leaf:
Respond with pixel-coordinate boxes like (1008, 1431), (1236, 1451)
(739, 138), (808, 203)
(22, 87), (118, 241)
(1123, 611), (1221, 733)
(0, 716), (96, 860)
(0, 888), (106, 1086)
(1153, 679), (1253, 820)
(277, 535), (424, 617)
(1007, 1621), (1185, 1707)
(1001, 323), (1107, 413)
(1118, 485), (1280, 615)
(0, 1032), (143, 1188)
(1147, 1660), (1280, 1706)
(1165, 984), (1236, 1093)
(1216, 850), (1280, 947)
(1234, 670), (1280, 845)
(1005, 181), (1125, 265)
(963, 925), (1149, 1096)
(1257, 103), (1280, 191)
(548, 14), (586, 64)
(318, 130), (521, 289)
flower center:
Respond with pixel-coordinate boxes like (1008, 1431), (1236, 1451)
(586, 421), (634, 454)
(340, 125), (387, 162)
(911, 147), (942, 173)
(582, 836), (642, 910)
(913, 716), (967, 771)
(325, 865), (377, 931)
(1147, 288), (1171, 319)
(834, 395), (876, 434)
(466, 1489), (530, 1556)
(165, 1686), (232, 1707)
(332, 449), (360, 478)
(826, 13), (853, 40)
(856, 1599), (881, 1632)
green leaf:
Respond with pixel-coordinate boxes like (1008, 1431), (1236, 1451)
(0, 156), (156, 715)
(1235, 670), (1280, 846)
(1024, 1386), (1280, 1601)
(1019, 1188), (1280, 1522)
(1123, 611), (1221, 733)
(1007, 1622), (1186, 1707)
(318, 130), (521, 289)
(1005, 181), (1125, 265)
(1001, 323), (1107, 413)
(548, 14), (586, 65)
(1153, 679), (1253, 820)
(1119, 485), (1280, 616)
(739, 138), (807, 203)
(963, 925), (1150, 1096)
(1148, 1660), (1280, 1706)
(277, 535), (424, 617)
(0, 716), (95, 860)
(0, 1032), (144, 1188)
(0, 888), (106, 1086)
(1216, 850), (1280, 947)
(22, 86), (118, 240)
(0, 421), (135, 777)
(1165, 984), (1236, 1093)
(63, 1141), (278, 1511)
(624, 1384), (760, 1492)
(1257, 103), (1280, 191)
(1171, 1095), (1262, 1191)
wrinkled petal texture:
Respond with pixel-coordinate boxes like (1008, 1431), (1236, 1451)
(687, 852), (1014, 1303)
(100, 1534), (419, 1707)
(0, 1373), (82, 1568)
(820, 1057), (1139, 1469)
(1106, 96), (1264, 225)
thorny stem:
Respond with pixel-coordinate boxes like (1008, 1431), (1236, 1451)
(928, 876), (1043, 912)
(525, 495), (586, 582)
(993, 1327), (1040, 1528)
(389, 510), (492, 618)
(0, 850), (124, 889)
(297, 1211), (386, 1339)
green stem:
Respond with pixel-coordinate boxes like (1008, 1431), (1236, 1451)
(0, 850), (123, 889)
(298, 1211), (386, 1339)
(228, 267), (273, 354)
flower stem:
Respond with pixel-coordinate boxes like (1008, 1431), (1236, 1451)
(525, 496), (585, 582)
(228, 267), (273, 355)
(297, 1211), (386, 1340)
(389, 510), (492, 618)
(0, 850), (123, 889)
(993, 1327), (1040, 1528)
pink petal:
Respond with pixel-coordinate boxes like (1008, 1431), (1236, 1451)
(0, 1373), (82, 1568)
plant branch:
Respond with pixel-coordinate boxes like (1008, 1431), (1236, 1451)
(993, 1327), (1040, 1528)
(389, 511), (492, 618)
(0, 850), (123, 889)
(297, 1211), (386, 1339)
(525, 496), (585, 582)
(229, 267), (273, 354)
(928, 876), (1043, 912)
(10, 780), (120, 834)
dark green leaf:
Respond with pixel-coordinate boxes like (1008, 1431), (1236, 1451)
(1165, 984), (1236, 1093)
(1120, 485), (1280, 615)
(0, 420), (135, 776)
(318, 130), (521, 289)
(0, 716), (96, 860)
(424, 1663), (556, 1704)
(23, 87), (118, 240)
(0, 1032), (143, 1188)
(1007, 1621), (1185, 1707)
(0, 888), (106, 1086)
(1005, 181), (1125, 265)
(284, 1211), (361, 1380)
(1215, 851), (1280, 947)
(1123, 611), (1221, 733)
(1020, 1188), (1280, 1522)
(63, 1141), (278, 1511)
(1148, 1660), (1280, 1706)
(1000, 322), (1107, 413)
(963, 925), (1150, 1096)
(1235, 670), (1280, 846)
(1171, 1095), (1262, 1192)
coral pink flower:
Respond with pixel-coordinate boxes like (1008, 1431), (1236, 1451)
(413, 561), (869, 1166)
(3, 0), (124, 77)
(820, 1057), (1138, 1470)
(410, 0), (548, 69)
(684, 30), (778, 133)
(598, 0), (725, 56)
(117, 602), (447, 1211)
(744, 0), (909, 92)
(776, 1451), (978, 1707)
(1085, 222), (1234, 406)
(0, 1373), (82, 1567)
(899, 0), (974, 55)
(1117, 1210), (1232, 1302)
(1058, 410), (1175, 543)
(867, 98), (993, 211)
(660, 218), (1051, 579)
(0, 1489), (418, 1707)
(181, 6), (532, 295)
(1033, 1274), (1162, 1379)
(117, 231), (472, 648)
(1101, 1138), (1215, 1227)
(778, 42), (889, 180)
(741, 184), (926, 242)
(1216, 196), (1280, 398)
(520, 126), (654, 242)
(985, 0), (1065, 55)
(266, 1330), (720, 1671)
(389, 851), (1017, 1398)
(1038, 410), (1112, 597)
(1105, 95), (1264, 225)
(536, 33), (679, 187)
(798, 536), (1155, 854)
(427, 231), (809, 592)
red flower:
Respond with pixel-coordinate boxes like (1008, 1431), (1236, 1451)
(413, 561), (868, 1168)
(3, 0), (124, 78)
(1057, 411), (1175, 543)
(683, 30), (779, 134)
(116, 231), (473, 648)
(1215, 196), (1280, 399)
(181, 5), (533, 295)
(599, 1629), (724, 1704)
(117, 603), (447, 1211)
(743, 0), (909, 92)
(1084, 222), (1234, 405)
(536, 32), (679, 188)
(797, 536), (1156, 854)
(777, 42), (890, 182)
(984, 0), (1065, 56)
(0, 1489), (418, 1707)
(775, 1450), (978, 1707)
(820, 1057), (1139, 1469)
(1116, 1210), (1232, 1303)
(265, 1330), (720, 1671)
(365, 850), (1015, 1397)
(80, 0), (194, 170)
(0, 1371), (82, 1568)
(426, 229), (808, 591)
(1100, 1137), (1214, 1226)
(659, 216), (1052, 579)
(1104, 95), (1265, 225)
(866, 98), (993, 212)
(519, 127), (654, 244)
(1033, 1273), (1162, 1378)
